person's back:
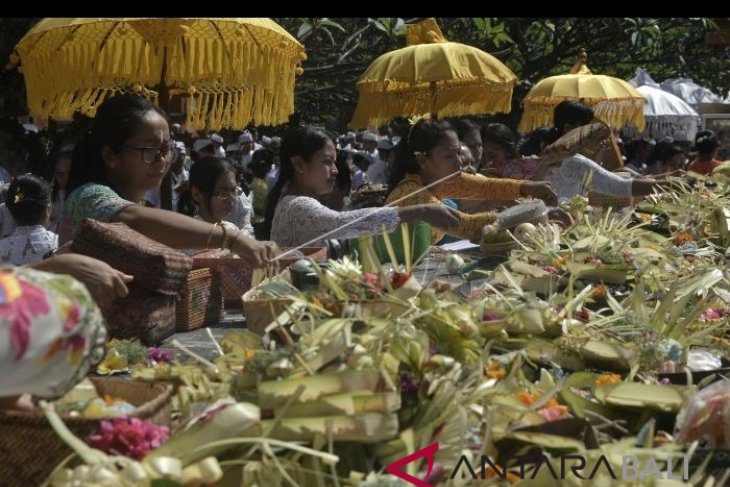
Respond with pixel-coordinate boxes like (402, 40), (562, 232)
(0, 174), (57, 265)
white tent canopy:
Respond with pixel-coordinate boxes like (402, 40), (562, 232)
(659, 77), (725, 106)
(626, 68), (700, 142)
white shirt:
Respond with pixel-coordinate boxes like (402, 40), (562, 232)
(225, 194), (255, 237)
(0, 225), (58, 265)
(366, 157), (388, 185)
(271, 194), (400, 247)
(0, 204), (16, 238)
(265, 166), (280, 190)
(351, 169), (367, 191)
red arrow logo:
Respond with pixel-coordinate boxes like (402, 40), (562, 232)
(386, 442), (439, 487)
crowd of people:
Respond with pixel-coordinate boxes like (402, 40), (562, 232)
(0, 92), (729, 409)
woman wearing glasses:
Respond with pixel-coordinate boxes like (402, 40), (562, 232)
(61, 94), (273, 268)
(178, 156), (254, 237)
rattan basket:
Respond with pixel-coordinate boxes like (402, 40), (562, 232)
(193, 247), (327, 310)
(0, 377), (172, 486)
(175, 268), (224, 332)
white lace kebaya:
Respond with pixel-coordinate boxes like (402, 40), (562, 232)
(548, 154), (633, 205)
(270, 194), (401, 247)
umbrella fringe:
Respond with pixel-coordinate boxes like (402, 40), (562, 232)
(16, 19), (305, 129)
(623, 117), (700, 142)
(518, 98), (645, 134)
(350, 84), (515, 129)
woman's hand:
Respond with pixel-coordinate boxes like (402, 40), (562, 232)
(31, 254), (133, 310)
(230, 234), (277, 268)
(520, 181), (557, 206)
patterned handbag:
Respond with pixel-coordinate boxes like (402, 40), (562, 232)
(70, 219), (193, 296)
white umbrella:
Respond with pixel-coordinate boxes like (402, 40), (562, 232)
(624, 85), (700, 142)
(659, 77), (725, 106)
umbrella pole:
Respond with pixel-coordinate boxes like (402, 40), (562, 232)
(157, 46), (173, 211)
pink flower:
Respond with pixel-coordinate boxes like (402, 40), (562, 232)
(700, 308), (729, 322)
(88, 418), (169, 460)
(540, 265), (560, 275)
(147, 347), (174, 363)
(537, 405), (568, 422)
(482, 313), (502, 322)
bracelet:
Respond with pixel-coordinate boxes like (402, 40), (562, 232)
(205, 223), (219, 249)
(220, 223), (229, 250)
(225, 229), (240, 250)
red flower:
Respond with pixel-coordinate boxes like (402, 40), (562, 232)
(390, 272), (411, 289)
(88, 417), (169, 460)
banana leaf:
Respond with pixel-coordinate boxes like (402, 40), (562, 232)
(262, 412), (399, 443)
(593, 382), (689, 412)
(579, 340), (636, 372)
(272, 391), (401, 418)
(258, 370), (389, 410)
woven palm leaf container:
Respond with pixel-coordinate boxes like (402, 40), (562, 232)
(0, 378), (172, 487)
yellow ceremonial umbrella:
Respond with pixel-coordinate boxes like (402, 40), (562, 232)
(14, 18), (307, 131)
(350, 18), (518, 129)
(517, 52), (646, 134)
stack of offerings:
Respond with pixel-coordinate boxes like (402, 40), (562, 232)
(71, 219), (193, 345)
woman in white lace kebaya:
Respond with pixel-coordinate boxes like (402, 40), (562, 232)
(264, 126), (460, 248)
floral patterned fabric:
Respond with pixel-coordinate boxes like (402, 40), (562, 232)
(0, 226), (58, 265)
(385, 172), (524, 243)
(0, 267), (106, 399)
(59, 183), (136, 245)
(271, 194), (401, 247)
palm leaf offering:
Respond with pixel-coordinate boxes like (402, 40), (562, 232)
(44, 180), (730, 486)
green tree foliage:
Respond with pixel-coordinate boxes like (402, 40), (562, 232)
(0, 18), (727, 131)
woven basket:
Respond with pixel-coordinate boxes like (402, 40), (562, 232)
(104, 284), (176, 346)
(175, 268), (224, 332)
(71, 219), (193, 296)
(480, 240), (518, 255)
(588, 193), (642, 208)
(241, 290), (295, 336)
(0, 378), (172, 487)
(193, 247), (327, 310)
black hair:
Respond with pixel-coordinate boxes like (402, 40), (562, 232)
(67, 93), (169, 194)
(695, 130), (720, 158)
(451, 118), (481, 142)
(50, 145), (74, 202)
(6, 173), (51, 226)
(481, 123), (519, 159)
(335, 150), (352, 194)
(519, 127), (557, 156)
(553, 100), (595, 135)
(387, 119), (456, 195)
(262, 126), (334, 239)
(178, 156), (236, 217)
(248, 160), (270, 180)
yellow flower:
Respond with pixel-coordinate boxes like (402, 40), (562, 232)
(485, 361), (506, 380)
(592, 285), (607, 299)
(595, 373), (622, 388)
(516, 391), (537, 406)
(13, 191), (24, 204)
